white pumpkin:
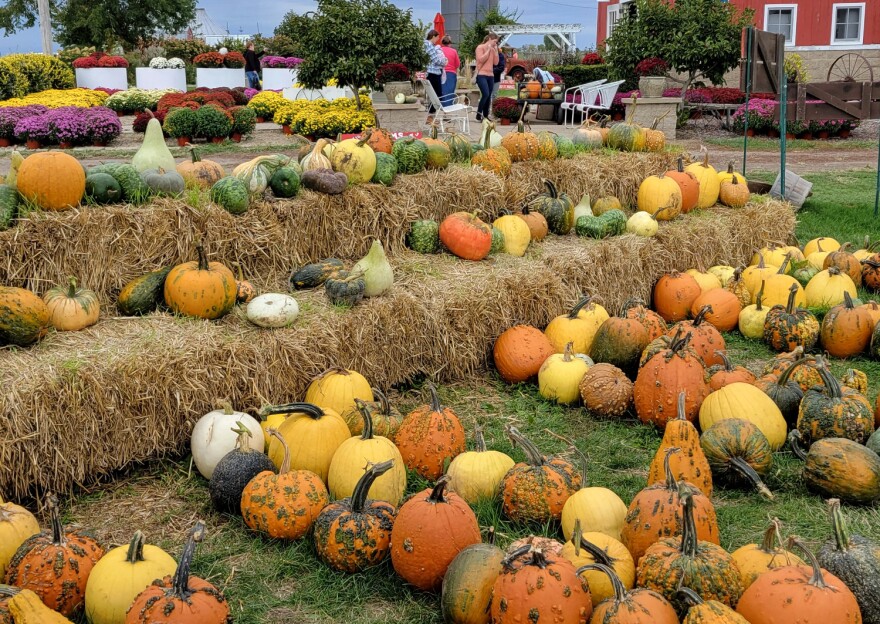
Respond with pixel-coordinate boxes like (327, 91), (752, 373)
(394, 92), (406, 104)
(247, 293), (300, 328)
(573, 193), (593, 221)
(551, 86), (563, 94)
(190, 403), (264, 479)
(626, 211), (658, 237)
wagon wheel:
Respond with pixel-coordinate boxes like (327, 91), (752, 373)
(827, 53), (874, 82)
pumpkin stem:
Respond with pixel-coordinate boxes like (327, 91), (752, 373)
(542, 178), (558, 199)
(827, 498), (851, 552)
(125, 530), (147, 564)
(487, 526), (496, 546)
(506, 425), (546, 467)
(260, 402), (325, 420)
(267, 428), (291, 475)
(755, 280), (765, 311)
(354, 399), (375, 441)
(668, 331), (693, 357)
(675, 391), (688, 422)
(759, 519), (784, 554)
(700, 145), (709, 168)
(232, 261), (245, 282)
(577, 536), (614, 566)
(427, 475), (451, 503)
(527, 549), (549, 569)
(502, 545), (533, 569)
(195, 243), (209, 272)
(425, 382), (443, 414)
(692, 305), (712, 327)
(46, 494), (64, 546)
(777, 252), (791, 274)
(371, 388), (391, 416)
(190, 146), (202, 163)
(577, 563), (628, 603)
(787, 537), (828, 589)
(65, 277), (78, 298)
(663, 446), (682, 490)
(677, 587), (705, 607)
(784, 283), (800, 314)
(814, 356), (843, 400)
(357, 128), (374, 147)
(568, 295), (592, 319)
(678, 486), (699, 558)
(474, 426), (488, 453)
(842, 291), (854, 309)
(728, 456), (774, 500)
(0, 586), (20, 599)
(231, 421), (253, 453)
(620, 297), (645, 315)
(171, 521), (205, 598)
(563, 341), (574, 362)
(571, 518), (582, 557)
(350, 459), (394, 512)
(777, 355), (808, 386)
(676, 155), (685, 173)
(788, 429), (808, 461)
(715, 351), (733, 372)
(219, 400), (234, 416)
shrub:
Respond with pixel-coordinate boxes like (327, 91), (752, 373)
(14, 114), (54, 143)
(133, 110), (168, 134)
(57, 46), (97, 67)
(261, 56), (303, 69)
(163, 107), (198, 138)
(635, 58), (668, 77)
(272, 96), (375, 138)
(193, 52), (225, 68)
(149, 57), (186, 69)
(731, 98), (776, 132)
(47, 106), (92, 145)
(0, 54), (75, 100)
(159, 38), (212, 64)
(376, 63), (411, 84)
(491, 97), (522, 121)
(545, 64), (609, 88)
(0, 88), (108, 109)
(104, 89), (178, 114)
(224, 52), (246, 69)
(0, 105), (47, 140)
(73, 52), (128, 69)
(231, 106), (257, 136)
(84, 107), (123, 143)
(194, 104), (233, 138)
(247, 91), (286, 118)
(581, 52), (603, 66)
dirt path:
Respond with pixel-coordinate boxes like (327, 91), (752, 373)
(677, 140), (879, 172)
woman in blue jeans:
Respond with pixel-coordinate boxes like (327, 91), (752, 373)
(474, 33), (499, 122)
(423, 30), (448, 124)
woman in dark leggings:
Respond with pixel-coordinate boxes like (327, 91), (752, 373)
(474, 33), (499, 122)
(424, 29), (448, 124)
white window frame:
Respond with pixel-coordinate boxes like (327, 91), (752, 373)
(607, 4), (620, 40)
(831, 2), (865, 45)
(764, 4), (798, 46)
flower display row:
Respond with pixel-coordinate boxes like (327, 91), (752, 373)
(261, 56), (303, 69)
(148, 57), (186, 69)
(72, 52), (128, 68)
(104, 88), (181, 115)
(246, 91), (286, 120)
(0, 88), (109, 109)
(161, 104), (256, 143)
(272, 96), (375, 138)
(0, 105), (121, 147)
(157, 87), (250, 112)
(731, 98), (859, 138)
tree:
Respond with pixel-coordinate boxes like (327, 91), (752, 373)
(275, 0), (426, 110)
(0, 0), (54, 36)
(52, 0), (196, 49)
(459, 7), (519, 60)
(604, 0), (752, 110)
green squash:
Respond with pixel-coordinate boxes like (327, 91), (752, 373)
(371, 152), (398, 186)
(210, 177), (250, 215)
(269, 167), (301, 198)
(0, 286), (48, 346)
(868, 429), (880, 456)
(489, 227), (505, 254)
(289, 258), (344, 289)
(325, 270), (365, 306)
(471, 142), (485, 154)
(406, 219), (439, 254)
(575, 209), (627, 239)
(700, 418), (774, 499)
(444, 133), (472, 163)
(0, 184), (19, 230)
(132, 116), (177, 173)
(140, 168), (185, 197)
(391, 137), (428, 174)
(531, 179), (574, 235)
(607, 120), (646, 152)
(89, 163), (151, 204)
(85, 173), (122, 204)
(117, 267), (172, 316)
(554, 135), (577, 159)
(441, 539), (505, 624)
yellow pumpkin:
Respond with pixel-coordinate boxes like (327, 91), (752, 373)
(0, 495), (41, 577)
(560, 526), (635, 607)
(538, 342), (592, 405)
(684, 150), (721, 208)
(15, 151), (85, 211)
(330, 133), (377, 184)
(492, 214), (531, 257)
(686, 269), (722, 293)
(263, 402), (351, 482)
(730, 521), (804, 589)
(709, 265), (736, 285)
(304, 367), (373, 423)
(43, 277), (100, 331)
(561, 486), (628, 542)
(637, 172), (682, 220)
(260, 413), (286, 449)
(446, 427), (515, 503)
(806, 247), (833, 271)
(544, 296), (610, 354)
(752, 245), (795, 268)
(699, 383), (787, 450)
(803, 237), (840, 257)
(717, 162), (747, 186)
(327, 401), (406, 505)
(84, 531), (177, 624)
(805, 267), (858, 308)
(593, 196), (622, 215)
(761, 258), (806, 308)
(742, 255), (780, 301)
(739, 281), (770, 339)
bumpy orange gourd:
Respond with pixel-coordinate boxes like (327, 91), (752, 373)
(500, 119), (540, 162)
(653, 271), (702, 322)
(708, 351), (756, 390)
(439, 212), (492, 261)
(15, 151), (85, 211)
(579, 363), (633, 419)
(581, 563), (678, 624)
(647, 392), (713, 496)
(163, 244), (237, 319)
(823, 243), (862, 286)
(669, 306), (726, 367)
(390, 478), (480, 591)
(393, 384), (465, 481)
(622, 298), (668, 341)
(175, 147), (225, 189)
(493, 324), (556, 383)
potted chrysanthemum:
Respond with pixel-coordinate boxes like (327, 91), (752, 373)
(136, 57), (187, 91)
(73, 52), (129, 91)
(195, 52), (246, 89)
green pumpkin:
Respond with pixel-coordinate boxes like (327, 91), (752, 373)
(210, 177), (250, 215)
(797, 359), (874, 446)
(700, 418), (774, 499)
(531, 179), (574, 234)
(0, 184), (19, 230)
(575, 210), (627, 239)
(441, 539), (505, 624)
(489, 227), (505, 254)
(117, 267), (172, 316)
(444, 133), (473, 163)
(867, 429), (880, 456)
(90, 163), (150, 204)
(371, 152), (398, 186)
(269, 166), (301, 198)
(289, 258), (344, 289)
(792, 261), (819, 287)
(554, 135), (577, 159)
(406, 219), (440, 254)
(607, 120), (647, 152)
(325, 270), (365, 306)
(391, 137), (428, 174)
(84, 172), (122, 204)
(140, 167), (185, 196)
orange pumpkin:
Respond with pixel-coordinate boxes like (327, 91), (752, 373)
(393, 384), (465, 481)
(860, 300), (880, 326)
(708, 351), (756, 390)
(525, 80), (541, 98)
(366, 120), (394, 154)
(439, 212), (492, 261)
(515, 204), (548, 241)
(690, 290), (742, 332)
(819, 291), (874, 357)
(823, 243), (862, 286)
(493, 324), (556, 383)
(666, 156), (700, 213)
(163, 244), (237, 319)
(175, 147), (225, 189)
(500, 119), (540, 162)
(125, 522), (228, 624)
(15, 151), (85, 211)
(668, 306), (726, 367)
(654, 271), (702, 322)
(240, 429), (329, 540)
(622, 298), (668, 341)
(43, 277), (100, 331)
(390, 478), (481, 591)
(4, 495), (104, 616)
(582, 562), (678, 624)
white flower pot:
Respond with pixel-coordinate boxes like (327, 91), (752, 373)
(261, 68), (299, 91)
(75, 68), (128, 91)
(135, 68), (186, 91)
(196, 68), (246, 89)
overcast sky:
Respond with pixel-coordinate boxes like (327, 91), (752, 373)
(0, 1), (597, 55)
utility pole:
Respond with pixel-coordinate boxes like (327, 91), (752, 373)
(37, 0), (52, 55)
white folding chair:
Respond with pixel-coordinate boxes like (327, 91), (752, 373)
(575, 79), (625, 119)
(560, 79), (607, 127)
(419, 78), (472, 133)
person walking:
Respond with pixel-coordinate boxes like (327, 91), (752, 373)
(439, 35), (460, 107)
(492, 47), (506, 100)
(423, 29), (448, 125)
(243, 41), (264, 90)
(474, 33), (499, 123)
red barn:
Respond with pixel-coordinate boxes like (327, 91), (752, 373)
(597, 0), (879, 82)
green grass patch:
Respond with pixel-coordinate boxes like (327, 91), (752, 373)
(706, 136), (876, 151)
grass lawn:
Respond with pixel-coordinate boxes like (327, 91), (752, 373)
(706, 136), (877, 151)
(60, 169), (880, 624)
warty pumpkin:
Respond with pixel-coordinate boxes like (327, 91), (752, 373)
(328, 401), (406, 505)
(0, 496), (40, 579)
(621, 448), (719, 565)
(763, 283), (820, 352)
(636, 172), (682, 220)
(15, 151), (85, 211)
(500, 426), (582, 524)
(390, 477), (481, 591)
(622, 298), (667, 341)
(690, 290), (741, 332)
(539, 342), (592, 405)
(440, 529), (505, 624)
(561, 487), (628, 542)
(797, 356), (874, 446)
(738, 279), (770, 338)
(647, 392), (713, 497)
(579, 363), (633, 418)
(4, 495), (104, 616)
(708, 351), (756, 390)
(790, 431), (880, 503)
(531, 178), (575, 235)
(699, 382), (787, 450)
(653, 271), (702, 322)
(817, 498), (880, 624)
(678, 587), (750, 624)
(347, 387), (402, 438)
(718, 175), (749, 208)
(471, 124), (511, 177)
(684, 149), (721, 209)
(562, 527), (635, 607)
(0, 286), (49, 347)
(262, 402), (350, 482)
(724, 266), (752, 308)
(636, 488), (741, 607)
(821, 291), (874, 357)
(863, 255), (880, 290)
(493, 324), (556, 383)
(589, 311), (651, 379)
(163, 244), (237, 320)
(669, 306), (726, 367)
(43, 277), (99, 332)
(545, 295), (610, 354)
(580, 563), (678, 624)
(731, 520), (804, 590)
(445, 427), (514, 504)
(700, 418), (774, 499)
(490, 548), (592, 624)
(208, 423), (275, 514)
(644, 117), (666, 152)
(394, 383), (465, 481)
(666, 155), (701, 213)
(439, 211), (492, 261)
(823, 243), (862, 285)
(841, 367), (869, 394)
(124, 522), (229, 624)
(806, 266), (859, 308)
(500, 118), (540, 162)
(313, 460), (397, 573)
(241, 429), (329, 539)
(762, 346), (822, 391)
(304, 367), (373, 425)
(736, 537), (862, 624)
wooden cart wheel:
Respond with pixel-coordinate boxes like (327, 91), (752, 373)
(827, 53), (874, 82)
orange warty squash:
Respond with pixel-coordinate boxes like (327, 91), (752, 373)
(500, 118), (540, 162)
(15, 151), (85, 211)
(439, 212), (492, 261)
(647, 392), (713, 496)
(366, 119), (394, 154)
(622, 298), (668, 341)
(654, 271), (702, 322)
(579, 363), (633, 419)
(163, 244), (237, 319)
(678, 587), (750, 624)
(493, 324), (555, 383)
(708, 351), (756, 390)
(582, 563), (678, 624)
(669, 306), (726, 367)
(690, 290), (742, 333)
(390, 478), (480, 592)
(666, 156), (701, 213)
(393, 384), (465, 481)
(823, 243), (862, 286)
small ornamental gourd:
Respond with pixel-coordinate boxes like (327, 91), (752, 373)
(589, 311), (651, 379)
(579, 363), (633, 419)
(500, 426), (582, 524)
(545, 296), (610, 354)
(731, 520), (804, 590)
(636, 488), (742, 608)
(117, 267), (172, 316)
(313, 460), (397, 573)
(719, 175), (749, 208)
(700, 418), (774, 499)
(439, 212), (492, 261)
(493, 324), (556, 383)
(708, 351), (756, 390)
(390, 477), (481, 592)
(241, 429), (329, 540)
(678, 588), (750, 624)
(43, 277), (100, 331)
(790, 431), (880, 503)
(492, 214), (531, 257)
(191, 402), (264, 480)
(406, 220), (440, 254)
(304, 367), (373, 424)
(394, 384), (466, 481)
(445, 427), (514, 504)
(164, 244), (237, 320)
(124, 522), (229, 624)
(538, 342), (592, 405)
(261, 402), (350, 482)
(422, 125), (452, 169)
(797, 356), (874, 446)
(5, 588), (74, 623)
(821, 291), (874, 357)
(763, 346), (822, 391)
(653, 271), (702, 322)
(531, 179), (575, 235)
(736, 538), (862, 624)
(471, 126), (511, 177)
(208, 423), (275, 514)
(500, 114), (540, 162)
(763, 283), (820, 352)
(347, 388), (402, 438)
(647, 392), (713, 497)
(561, 487), (628, 543)
(561, 528), (635, 607)
(816, 499), (880, 624)
(841, 368), (869, 395)
(4, 495), (104, 616)
(580, 563), (678, 624)
(0, 496), (40, 578)
(327, 400), (406, 506)
(440, 529), (505, 624)
(232, 262), (256, 304)
(725, 267), (752, 307)
(490, 548), (593, 624)
(592, 196), (622, 215)
(864, 255), (880, 290)
(351, 240), (393, 297)
(738, 280), (770, 339)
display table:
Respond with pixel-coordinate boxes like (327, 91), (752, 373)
(622, 97), (678, 138)
(135, 68), (186, 92)
(75, 68), (128, 91)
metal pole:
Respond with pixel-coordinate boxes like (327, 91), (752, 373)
(743, 28), (753, 175)
(777, 36), (786, 200)
(875, 127), (879, 216)
(37, 0), (52, 55)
